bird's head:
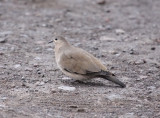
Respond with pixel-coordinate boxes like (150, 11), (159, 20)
(49, 36), (68, 44)
(49, 36), (69, 49)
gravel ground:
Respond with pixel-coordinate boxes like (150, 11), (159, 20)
(0, 0), (160, 118)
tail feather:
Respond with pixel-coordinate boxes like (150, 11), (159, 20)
(99, 71), (126, 88)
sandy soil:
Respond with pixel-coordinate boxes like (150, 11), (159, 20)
(0, 0), (160, 118)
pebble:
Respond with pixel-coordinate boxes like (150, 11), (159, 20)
(58, 86), (76, 91)
(134, 59), (146, 65)
(0, 38), (7, 43)
(33, 64), (39, 67)
(100, 36), (116, 41)
(34, 57), (41, 60)
(0, 104), (7, 109)
(151, 47), (156, 50)
(97, 0), (106, 5)
(35, 41), (45, 45)
(46, 48), (53, 51)
(0, 31), (13, 36)
(14, 64), (21, 68)
(61, 77), (72, 80)
(106, 25), (112, 30)
(35, 81), (45, 86)
(122, 76), (132, 81)
(119, 113), (136, 118)
(109, 50), (118, 55)
(25, 67), (33, 71)
(41, 24), (47, 27)
(0, 52), (4, 55)
(139, 75), (148, 79)
(105, 9), (111, 13)
(69, 105), (78, 108)
(106, 93), (123, 101)
(77, 108), (86, 112)
(115, 29), (125, 35)
(129, 49), (138, 55)
(0, 97), (8, 100)
(55, 18), (62, 23)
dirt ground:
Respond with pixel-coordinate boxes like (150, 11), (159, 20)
(0, 0), (160, 118)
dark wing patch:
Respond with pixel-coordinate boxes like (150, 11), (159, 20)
(64, 67), (101, 76)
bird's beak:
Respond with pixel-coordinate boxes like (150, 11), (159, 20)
(48, 40), (53, 43)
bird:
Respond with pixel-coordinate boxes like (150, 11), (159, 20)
(49, 36), (126, 88)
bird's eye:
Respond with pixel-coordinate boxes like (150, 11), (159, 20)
(55, 38), (58, 41)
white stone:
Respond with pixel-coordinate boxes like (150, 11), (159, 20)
(115, 29), (125, 35)
(106, 93), (123, 100)
(58, 86), (76, 91)
(100, 36), (116, 41)
(61, 77), (72, 80)
(14, 64), (21, 68)
(34, 57), (41, 60)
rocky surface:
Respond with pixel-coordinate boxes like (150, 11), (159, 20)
(0, 0), (160, 117)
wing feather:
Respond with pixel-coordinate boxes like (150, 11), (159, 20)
(59, 48), (101, 75)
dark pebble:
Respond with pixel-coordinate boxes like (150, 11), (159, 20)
(151, 47), (156, 50)
(69, 105), (78, 108)
(77, 108), (86, 112)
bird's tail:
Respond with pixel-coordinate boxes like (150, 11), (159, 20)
(99, 71), (126, 88)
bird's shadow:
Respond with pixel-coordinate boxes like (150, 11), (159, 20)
(61, 79), (121, 88)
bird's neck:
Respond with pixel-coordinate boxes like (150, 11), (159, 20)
(55, 43), (71, 55)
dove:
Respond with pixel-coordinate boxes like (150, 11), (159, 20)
(50, 36), (126, 88)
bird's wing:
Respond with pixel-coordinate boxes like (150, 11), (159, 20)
(59, 48), (102, 75)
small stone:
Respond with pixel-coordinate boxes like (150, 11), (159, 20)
(100, 36), (116, 41)
(69, 105), (78, 108)
(37, 71), (41, 74)
(14, 64), (21, 68)
(151, 47), (156, 50)
(34, 57), (41, 60)
(46, 48), (53, 51)
(105, 9), (111, 13)
(0, 31), (13, 36)
(155, 39), (160, 44)
(35, 41), (45, 45)
(42, 74), (45, 78)
(119, 113), (136, 118)
(33, 64), (39, 67)
(106, 93), (123, 101)
(139, 75), (148, 79)
(21, 83), (29, 88)
(129, 49), (138, 55)
(51, 89), (56, 93)
(109, 50), (118, 55)
(41, 24), (47, 27)
(122, 76), (132, 81)
(134, 59), (146, 65)
(61, 77), (72, 80)
(25, 12), (30, 16)
(25, 67), (33, 71)
(55, 18), (62, 23)
(93, 47), (98, 50)
(147, 86), (156, 90)
(106, 25), (112, 30)
(35, 81), (45, 86)
(0, 97), (8, 100)
(39, 81), (45, 86)
(0, 38), (7, 43)
(77, 109), (86, 112)
(58, 86), (76, 91)
(0, 52), (4, 55)
(115, 29), (125, 35)
(97, 0), (106, 5)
